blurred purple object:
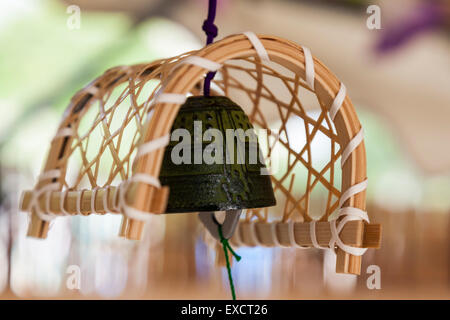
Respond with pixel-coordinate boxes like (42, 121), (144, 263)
(376, 1), (446, 54)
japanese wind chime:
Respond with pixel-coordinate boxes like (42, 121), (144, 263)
(20, 0), (381, 299)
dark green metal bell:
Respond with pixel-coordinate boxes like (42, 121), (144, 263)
(159, 96), (276, 215)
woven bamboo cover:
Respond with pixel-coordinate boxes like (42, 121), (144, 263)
(21, 34), (380, 274)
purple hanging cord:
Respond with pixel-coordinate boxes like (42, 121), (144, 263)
(202, 0), (218, 97)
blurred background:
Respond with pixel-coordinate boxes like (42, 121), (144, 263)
(0, 0), (449, 299)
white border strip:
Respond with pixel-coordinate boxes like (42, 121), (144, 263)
(243, 32), (270, 62)
(301, 46), (315, 91)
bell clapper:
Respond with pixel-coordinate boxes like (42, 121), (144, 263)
(198, 209), (242, 240)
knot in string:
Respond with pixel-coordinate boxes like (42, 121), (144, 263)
(202, 20), (218, 42)
(202, 0), (218, 97)
(218, 224), (241, 300)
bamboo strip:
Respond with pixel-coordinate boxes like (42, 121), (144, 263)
(20, 186), (168, 216)
(229, 221), (381, 249)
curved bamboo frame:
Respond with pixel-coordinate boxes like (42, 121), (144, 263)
(21, 34), (380, 275)
(131, 34), (372, 273)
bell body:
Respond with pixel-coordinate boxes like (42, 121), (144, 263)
(159, 96), (276, 213)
